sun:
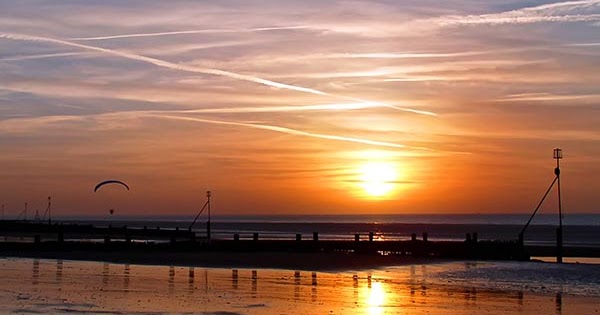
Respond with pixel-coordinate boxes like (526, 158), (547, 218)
(359, 161), (398, 197)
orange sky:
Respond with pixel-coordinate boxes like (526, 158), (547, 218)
(1, 1), (600, 216)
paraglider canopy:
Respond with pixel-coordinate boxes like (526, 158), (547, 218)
(94, 180), (130, 192)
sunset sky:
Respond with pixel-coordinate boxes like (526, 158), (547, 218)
(1, 0), (600, 216)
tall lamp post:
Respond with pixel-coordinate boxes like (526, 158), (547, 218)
(519, 148), (566, 263)
(554, 148), (563, 263)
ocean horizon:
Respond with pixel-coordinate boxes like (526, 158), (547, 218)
(46, 213), (600, 226)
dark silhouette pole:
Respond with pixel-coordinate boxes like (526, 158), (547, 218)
(206, 190), (211, 241)
(519, 176), (558, 244)
(188, 190), (212, 241)
(42, 196), (52, 225)
(519, 148), (565, 263)
(554, 148), (563, 263)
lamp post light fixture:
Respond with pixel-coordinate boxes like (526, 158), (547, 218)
(553, 148), (563, 263)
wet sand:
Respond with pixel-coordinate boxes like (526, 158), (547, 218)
(1, 257), (598, 315)
(0, 249), (435, 271)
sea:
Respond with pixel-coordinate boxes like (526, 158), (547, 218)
(55, 213), (600, 248)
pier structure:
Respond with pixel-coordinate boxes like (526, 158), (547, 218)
(1, 219), (600, 261)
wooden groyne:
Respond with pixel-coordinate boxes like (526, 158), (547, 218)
(1, 221), (598, 261)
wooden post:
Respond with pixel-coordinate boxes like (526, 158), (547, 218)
(253, 233), (259, 241)
(313, 232), (319, 241)
(355, 234), (360, 242)
(234, 233), (240, 241)
(369, 232), (374, 242)
(422, 232), (428, 242)
(557, 228), (563, 263)
(411, 233), (417, 241)
(296, 234), (302, 241)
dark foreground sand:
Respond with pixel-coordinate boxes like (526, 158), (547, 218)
(1, 257), (598, 315)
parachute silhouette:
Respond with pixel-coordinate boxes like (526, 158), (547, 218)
(94, 180), (130, 192)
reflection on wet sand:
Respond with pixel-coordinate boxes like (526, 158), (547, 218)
(251, 269), (257, 298)
(556, 292), (563, 315)
(32, 259), (39, 285)
(311, 272), (317, 302)
(55, 259), (63, 285)
(187, 267), (194, 293)
(1, 258), (597, 315)
(123, 264), (130, 292)
(102, 262), (109, 286)
(518, 291), (524, 306)
(168, 266), (175, 294)
(231, 269), (238, 289)
(294, 271), (301, 300)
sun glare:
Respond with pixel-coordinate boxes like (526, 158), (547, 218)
(359, 161), (398, 197)
(366, 281), (387, 315)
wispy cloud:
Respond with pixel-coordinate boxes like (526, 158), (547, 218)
(437, 0), (600, 26)
(150, 114), (425, 150)
(0, 111), (432, 151)
(0, 32), (436, 116)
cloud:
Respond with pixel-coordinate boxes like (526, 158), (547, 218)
(436, 0), (600, 26)
(0, 32), (435, 116)
(148, 114), (426, 150)
(0, 110), (436, 151)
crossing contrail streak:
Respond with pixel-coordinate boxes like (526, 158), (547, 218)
(0, 52), (84, 62)
(69, 26), (310, 41)
(0, 32), (327, 96)
(0, 32), (436, 116)
(152, 114), (429, 149)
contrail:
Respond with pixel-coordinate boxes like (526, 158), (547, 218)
(0, 52), (84, 62)
(169, 102), (380, 114)
(69, 26), (310, 41)
(170, 101), (435, 116)
(151, 114), (433, 150)
(0, 32), (327, 96)
(327, 51), (490, 59)
(0, 32), (436, 116)
(565, 42), (600, 46)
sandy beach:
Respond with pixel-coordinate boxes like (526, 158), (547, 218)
(1, 257), (598, 315)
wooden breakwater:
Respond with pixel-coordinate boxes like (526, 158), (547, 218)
(1, 220), (598, 261)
